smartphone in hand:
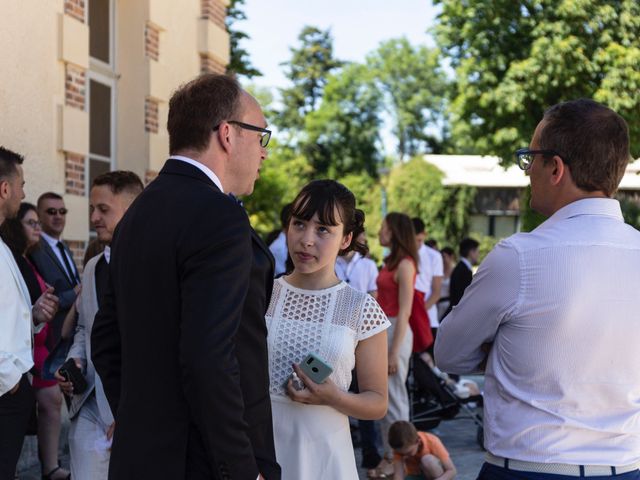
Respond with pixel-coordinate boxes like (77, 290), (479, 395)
(299, 353), (333, 384)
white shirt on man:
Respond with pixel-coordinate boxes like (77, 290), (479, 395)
(169, 155), (224, 193)
(0, 238), (39, 395)
(335, 252), (378, 294)
(435, 198), (640, 465)
(415, 244), (443, 327)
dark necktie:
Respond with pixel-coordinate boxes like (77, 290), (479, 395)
(57, 241), (77, 286)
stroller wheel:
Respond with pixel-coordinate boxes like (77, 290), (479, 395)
(476, 425), (485, 450)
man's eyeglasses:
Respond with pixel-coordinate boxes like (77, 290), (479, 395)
(213, 120), (271, 148)
(45, 208), (68, 216)
(515, 149), (566, 171)
(23, 219), (41, 228)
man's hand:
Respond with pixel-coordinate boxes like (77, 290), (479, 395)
(33, 287), (59, 324)
(54, 358), (82, 396)
(74, 284), (82, 295)
(9, 380), (20, 395)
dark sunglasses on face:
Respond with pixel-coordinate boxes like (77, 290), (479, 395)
(45, 208), (68, 216)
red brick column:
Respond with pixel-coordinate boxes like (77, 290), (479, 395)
(64, 0), (85, 23)
(201, 0), (226, 29)
(145, 23), (160, 61)
(200, 55), (226, 75)
(145, 98), (159, 134)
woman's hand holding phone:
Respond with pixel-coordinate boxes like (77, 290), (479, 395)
(287, 363), (340, 407)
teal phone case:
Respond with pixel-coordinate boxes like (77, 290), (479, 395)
(299, 353), (333, 384)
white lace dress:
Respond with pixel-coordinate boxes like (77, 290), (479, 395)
(267, 277), (390, 480)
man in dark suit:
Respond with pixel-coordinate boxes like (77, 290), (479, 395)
(445, 237), (480, 317)
(91, 74), (280, 480)
(30, 192), (80, 348)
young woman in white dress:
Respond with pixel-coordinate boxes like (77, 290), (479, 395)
(266, 180), (390, 479)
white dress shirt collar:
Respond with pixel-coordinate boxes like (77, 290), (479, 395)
(460, 257), (473, 271)
(103, 246), (111, 264)
(40, 230), (60, 247)
(169, 155), (224, 193)
(539, 197), (623, 230)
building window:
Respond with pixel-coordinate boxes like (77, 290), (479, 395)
(88, 78), (113, 189)
(89, 0), (111, 64)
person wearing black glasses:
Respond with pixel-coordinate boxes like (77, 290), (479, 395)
(436, 99), (640, 479)
(30, 192), (80, 351)
(91, 74), (280, 480)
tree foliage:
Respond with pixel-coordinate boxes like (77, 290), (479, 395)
(367, 38), (449, 159)
(435, 0), (640, 162)
(278, 26), (343, 132)
(387, 157), (476, 245)
(225, 0), (262, 79)
(303, 63), (384, 177)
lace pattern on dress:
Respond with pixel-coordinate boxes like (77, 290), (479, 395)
(267, 278), (390, 396)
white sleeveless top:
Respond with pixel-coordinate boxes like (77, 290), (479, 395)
(266, 277), (390, 396)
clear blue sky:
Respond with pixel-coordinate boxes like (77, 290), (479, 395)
(240, 0), (440, 91)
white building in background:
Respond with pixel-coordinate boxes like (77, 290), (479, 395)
(424, 154), (640, 237)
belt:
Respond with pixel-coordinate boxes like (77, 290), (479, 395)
(486, 452), (640, 477)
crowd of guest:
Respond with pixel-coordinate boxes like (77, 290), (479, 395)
(2, 73), (639, 480)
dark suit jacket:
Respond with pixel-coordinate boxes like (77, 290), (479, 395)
(91, 159), (280, 480)
(445, 260), (473, 317)
(29, 238), (79, 346)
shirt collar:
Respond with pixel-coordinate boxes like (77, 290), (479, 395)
(461, 257), (473, 271)
(104, 246), (111, 264)
(40, 231), (60, 248)
(169, 155), (224, 193)
(539, 198), (623, 230)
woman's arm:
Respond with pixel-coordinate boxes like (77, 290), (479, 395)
(288, 329), (388, 420)
(388, 258), (415, 374)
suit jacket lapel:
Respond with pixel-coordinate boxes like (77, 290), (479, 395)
(41, 239), (74, 285)
(251, 228), (275, 272)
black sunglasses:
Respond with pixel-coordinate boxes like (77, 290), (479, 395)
(213, 120), (271, 148)
(515, 148), (566, 171)
(45, 208), (68, 216)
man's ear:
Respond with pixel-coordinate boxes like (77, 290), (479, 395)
(549, 155), (566, 187)
(215, 123), (233, 153)
(0, 180), (9, 200)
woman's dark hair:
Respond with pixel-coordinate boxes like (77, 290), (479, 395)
(441, 246), (455, 257)
(0, 202), (37, 255)
(289, 179), (366, 256)
(383, 212), (419, 271)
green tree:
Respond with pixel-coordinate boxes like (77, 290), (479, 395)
(278, 26), (342, 132)
(435, 0), (640, 162)
(242, 140), (313, 236)
(303, 63), (384, 177)
(340, 172), (384, 262)
(225, 0), (262, 79)
(386, 157), (476, 245)
(367, 38), (449, 159)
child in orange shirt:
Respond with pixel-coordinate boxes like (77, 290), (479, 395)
(388, 421), (457, 480)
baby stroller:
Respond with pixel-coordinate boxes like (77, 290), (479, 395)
(408, 353), (485, 449)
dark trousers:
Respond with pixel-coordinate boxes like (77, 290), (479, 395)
(478, 463), (640, 480)
(0, 375), (35, 480)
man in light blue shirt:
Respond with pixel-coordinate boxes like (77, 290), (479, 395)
(436, 99), (640, 479)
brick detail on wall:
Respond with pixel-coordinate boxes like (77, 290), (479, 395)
(145, 98), (159, 134)
(66, 240), (87, 273)
(200, 55), (226, 75)
(65, 64), (86, 110)
(65, 153), (86, 196)
(145, 169), (159, 185)
(145, 23), (160, 61)
(64, 0), (85, 23)
(201, 0), (226, 29)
